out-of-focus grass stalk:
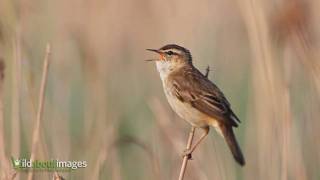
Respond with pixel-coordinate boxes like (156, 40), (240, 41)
(239, 0), (289, 180)
(22, 46), (51, 179)
(11, 36), (21, 158)
(0, 59), (10, 179)
(281, 52), (292, 180)
(91, 126), (116, 180)
(293, 32), (320, 97)
(110, 150), (123, 180)
(272, 1), (313, 179)
(11, 36), (21, 180)
(53, 172), (65, 180)
(77, 34), (113, 180)
(27, 44), (51, 180)
(282, 49), (307, 180)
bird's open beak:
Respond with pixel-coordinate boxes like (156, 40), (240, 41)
(146, 49), (164, 62)
(146, 49), (161, 54)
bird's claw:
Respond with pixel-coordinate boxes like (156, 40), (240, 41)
(181, 149), (193, 160)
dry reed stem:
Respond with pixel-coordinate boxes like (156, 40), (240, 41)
(10, 36), (22, 180)
(281, 45), (308, 180)
(178, 127), (195, 180)
(281, 48), (292, 180)
(0, 59), (9, 179)
(11, 37), (21, 161)
(91, 125), (117, 180)
(27, 43), (51, 180)
(239, 0), (288, 179)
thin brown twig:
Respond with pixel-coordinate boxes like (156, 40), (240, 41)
(205, 66), (210, 78)
(27, 43), (51, 180)
(178, 127), (195, 180)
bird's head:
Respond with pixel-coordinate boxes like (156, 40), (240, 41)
(146, 44), (192, 78)
(147, 44), (192, 64)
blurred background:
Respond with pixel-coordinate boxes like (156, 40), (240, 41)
(0, 0), (320, 179)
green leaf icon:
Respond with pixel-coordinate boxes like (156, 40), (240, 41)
(14, 160), (20, 166)
(11, 157), (20, 168)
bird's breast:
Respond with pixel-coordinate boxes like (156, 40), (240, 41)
(162, 79), (212, 128)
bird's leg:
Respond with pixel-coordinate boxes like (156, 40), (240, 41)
(182, 126), (210, 159)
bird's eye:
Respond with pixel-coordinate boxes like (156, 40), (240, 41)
(166, 51), (174, 55)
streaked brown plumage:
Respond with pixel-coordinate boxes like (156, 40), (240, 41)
(147, 44), (245, 166)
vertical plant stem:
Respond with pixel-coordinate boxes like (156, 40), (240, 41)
(178, 127), (195, 180)
(0, 59), (9, 178)
(27, 44), (51, 180)
(11, 36), (21, 180)
(11, 37), (21, 162)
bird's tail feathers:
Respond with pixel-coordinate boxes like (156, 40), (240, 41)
(220, 124), (245, 166)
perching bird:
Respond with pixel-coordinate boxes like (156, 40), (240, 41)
(147, 44), (245, 166)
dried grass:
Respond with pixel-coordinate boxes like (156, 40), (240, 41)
(27, 44), (51, 180)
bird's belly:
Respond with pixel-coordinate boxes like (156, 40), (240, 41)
(164, 90), (210, 128)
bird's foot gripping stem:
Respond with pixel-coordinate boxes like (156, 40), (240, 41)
(181, 149), (193, 160)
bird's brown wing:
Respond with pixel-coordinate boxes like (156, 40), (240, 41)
(168, 66), (240, 127)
